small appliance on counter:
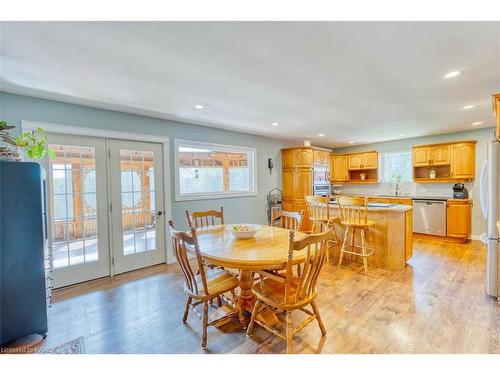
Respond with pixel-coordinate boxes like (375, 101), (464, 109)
(453, 183), (468, 199)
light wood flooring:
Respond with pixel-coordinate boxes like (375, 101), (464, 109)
(43, 238), (500, 354)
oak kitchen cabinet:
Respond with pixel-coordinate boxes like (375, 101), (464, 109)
(330, 154), (348, 182)
(347, 151), (378, 170)
(447, 199), (472, 240)
(282, 147), (331, 231)
(413, 140), (476, 182)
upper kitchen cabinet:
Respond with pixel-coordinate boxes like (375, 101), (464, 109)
(282, 147), (313, 169)
(347, 151), (378, 170)
(493, 93), (500, 137)
(413, 144), (451, 167)
(347, 151), (378, 183)
(413, 140), (476, 182)
(313, 149), (330, 167)
(451, 143), (476, 180)
(330, 154), (348, 182)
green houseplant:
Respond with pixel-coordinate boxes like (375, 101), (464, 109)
(0, 121), (55, 161)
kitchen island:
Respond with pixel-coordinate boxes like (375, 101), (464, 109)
(328, 202), (413, 270)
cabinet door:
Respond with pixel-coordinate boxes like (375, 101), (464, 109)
(430, 145), (451, 165)
(282, 169), (295, 199)
(348, 154), (363, 170)
(451, 143), (475, 179)
(413, 146), (431, 167)
(296, 149), (313, 168)
(282, 149), (295, 169)
(295, 169), (313, 199)
(390, 198), (412, 205)
(362, 151), (378, 169)
(447, 201), (471, 238)
(331, 155), (347, 181)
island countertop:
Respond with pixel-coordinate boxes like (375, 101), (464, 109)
(329, 200), (413, 212)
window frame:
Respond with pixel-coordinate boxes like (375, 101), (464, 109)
(174, 139), (258, 201)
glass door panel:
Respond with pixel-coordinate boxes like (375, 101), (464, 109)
(109, 140), (165, 274)
(45, 134), (110, 288)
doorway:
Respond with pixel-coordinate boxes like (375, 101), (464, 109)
(45, 133), (167, 288)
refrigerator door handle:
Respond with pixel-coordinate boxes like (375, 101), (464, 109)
(480, 159), (488, 219)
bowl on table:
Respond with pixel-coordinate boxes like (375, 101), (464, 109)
(230, 224), (259, 239)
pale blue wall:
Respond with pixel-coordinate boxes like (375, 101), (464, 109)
(0, 92), (289, 228)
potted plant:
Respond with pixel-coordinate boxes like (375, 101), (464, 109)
(0, 121), (55, 161)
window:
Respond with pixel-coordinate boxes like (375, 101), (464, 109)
(381, 151), (412, 183)
(174, 139), (257, 200)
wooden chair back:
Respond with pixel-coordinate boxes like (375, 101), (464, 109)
(271, 210), (305, 231)
(305, 195), (330, 221)
(168, 220), (208, 296)
(186, 207), (224, 228)
(283, 229), (330, 305)
(336, 196), (368, 225)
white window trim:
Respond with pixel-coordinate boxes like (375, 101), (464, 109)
(174, 138), (258, 201)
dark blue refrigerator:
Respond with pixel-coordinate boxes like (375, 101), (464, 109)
(0, 161), (48, 346)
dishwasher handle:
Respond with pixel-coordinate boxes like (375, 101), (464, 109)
(414, 200), (446, 205)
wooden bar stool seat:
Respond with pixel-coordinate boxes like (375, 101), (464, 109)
(336, 196), (375, 275)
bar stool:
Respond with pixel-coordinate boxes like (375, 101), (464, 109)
(336, 196), (375, 275)
(305, 195), (339, 262)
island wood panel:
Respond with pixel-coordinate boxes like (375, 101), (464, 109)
(328, 206), (412, 270)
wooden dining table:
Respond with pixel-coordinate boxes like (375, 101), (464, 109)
(193, 224), (307, 325)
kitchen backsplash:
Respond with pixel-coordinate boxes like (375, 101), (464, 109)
(334, 181), (474, 198)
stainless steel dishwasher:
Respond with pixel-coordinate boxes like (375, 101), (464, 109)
(413, 199), (447, 236)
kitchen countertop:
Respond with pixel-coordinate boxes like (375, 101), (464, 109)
(334, 194), (470, 201)
(329, 201), (413, 212)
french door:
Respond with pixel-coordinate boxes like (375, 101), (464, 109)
(46, 134), (166, 288)
(108, 140), (166, 274)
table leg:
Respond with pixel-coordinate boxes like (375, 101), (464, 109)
(237, 270), (279, 327)
(238, 270), (256, 310)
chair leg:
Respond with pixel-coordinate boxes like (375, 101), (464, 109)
(201, 302), (209, 349)
(183, 296), (192, 323)
(246, 300), (261, 335)
(285, 311), (293, 354)
(350, 227), (356, 262)
(361, 228), (368, 276)
(338, 226), (349, 269)
(311, 300), (326, 336)
(216, 296), (222, 307)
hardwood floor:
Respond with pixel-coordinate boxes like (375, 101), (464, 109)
(43, 238), (500, 354)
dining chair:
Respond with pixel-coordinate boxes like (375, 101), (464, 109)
(186, 206), (224, 228)
(168, 220), (244, 349)
(336, 196), (375, 275)
(246, 228), (330, 354)
(271, 209), (305, 232)
(305, 195), (339, 262)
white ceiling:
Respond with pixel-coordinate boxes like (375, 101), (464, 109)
(1, 21), (499, 147)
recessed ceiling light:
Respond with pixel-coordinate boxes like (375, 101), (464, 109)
(348, 140), (355, 144)
(444, 70), (461, 79)
(318, 133), (325, 137)
(399, 133), (407, 137)
(194, 104), (204, 109)
(271, 122), (279, 126)
(472, 121), (483, 126)
(463, 105), (475, 110)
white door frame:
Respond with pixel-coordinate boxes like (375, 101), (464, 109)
(22, 120), (175, 270)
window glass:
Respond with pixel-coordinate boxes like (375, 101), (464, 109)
(176, 141), (255, 199)
(381, 151), (412, 183)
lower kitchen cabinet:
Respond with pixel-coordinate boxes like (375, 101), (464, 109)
(446, 199), (472, 239)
